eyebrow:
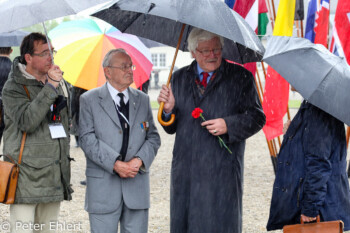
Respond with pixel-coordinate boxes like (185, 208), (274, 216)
(36, 48), (55, 53)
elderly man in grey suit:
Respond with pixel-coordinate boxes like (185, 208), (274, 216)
(79, 48), (161, 233)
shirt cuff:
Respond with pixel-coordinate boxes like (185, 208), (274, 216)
(163, 111), (172, 121)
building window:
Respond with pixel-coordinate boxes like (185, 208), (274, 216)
(151, 54), (158, 67)
(151, 53), (166, 68)
(159, 53), (166, 67)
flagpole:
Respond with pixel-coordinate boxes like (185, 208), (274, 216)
(266, 0), (275, 28)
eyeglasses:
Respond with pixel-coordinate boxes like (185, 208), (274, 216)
(108, 64), (136, 72)
(196, 48), (222, 57)
(32, 50), (57, 58)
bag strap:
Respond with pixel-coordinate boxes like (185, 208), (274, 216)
(17, 85), (31, 165)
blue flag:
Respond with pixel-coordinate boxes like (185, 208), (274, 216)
(305, 0), (317, 42)
(225, 0), (236, 9)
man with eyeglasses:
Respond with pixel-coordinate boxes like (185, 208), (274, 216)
(79, 48), (160, 232)
(157, 28), (266, 233)
(2, 32), (72, 232)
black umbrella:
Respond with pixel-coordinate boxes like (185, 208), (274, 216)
(93, 0), (264, 63)
(93, 0), (265, 125)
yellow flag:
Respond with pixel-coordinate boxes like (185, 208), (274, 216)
(273, 0), (296, 36)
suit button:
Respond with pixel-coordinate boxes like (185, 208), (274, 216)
(119, 130), (122, 134)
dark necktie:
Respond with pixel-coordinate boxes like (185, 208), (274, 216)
(117, 93), (129, 161)
(201, 72), (209, 88)
(118, 93), (126, 110)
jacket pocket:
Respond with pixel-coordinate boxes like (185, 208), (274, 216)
(20, 157), (60, 188)
(86, 167), (105, 178)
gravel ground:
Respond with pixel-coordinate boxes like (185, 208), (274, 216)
(0, 90), (349, 233)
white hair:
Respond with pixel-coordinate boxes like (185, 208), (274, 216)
(102, 48), (128, 68)
(187, 28), (224, 54)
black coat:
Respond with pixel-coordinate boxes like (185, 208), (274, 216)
(163, 60), (266, 233)
(0, 56), (11, 96)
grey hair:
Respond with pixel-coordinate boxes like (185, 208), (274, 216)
(102, 48), (128, 68)
(187, 28), (224, 54)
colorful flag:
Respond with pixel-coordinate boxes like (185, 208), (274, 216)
(230, 0), (269, 75)
(262, 0), (296, 140)
(258, 0), (269, 39)
(225, 0), (236, 9)
(329, 0), (350, 65)
(294, 0), (305, 20)
(305, 0), (318, 42)
(314, 0), (330, 47)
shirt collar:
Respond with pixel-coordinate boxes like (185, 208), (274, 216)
(107, 82), (129, 106)
(196, 63), (214, 79)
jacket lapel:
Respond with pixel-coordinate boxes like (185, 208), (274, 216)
(99, 84), (121, 129)
(128, 87), (140, 127)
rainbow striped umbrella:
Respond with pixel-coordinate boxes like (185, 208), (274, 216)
(48, 18), (153, 90)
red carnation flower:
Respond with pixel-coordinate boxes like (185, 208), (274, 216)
(191, 107), (203, 119)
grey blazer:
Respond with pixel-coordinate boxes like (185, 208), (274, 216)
(79, 84), (161, 214)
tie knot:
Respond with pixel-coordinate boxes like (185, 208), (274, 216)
(202, 72), (209, 79)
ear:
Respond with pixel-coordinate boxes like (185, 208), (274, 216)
(103, 67), (110, 80)
(24, 53), (32, 64)
(191, 51), (196, 59)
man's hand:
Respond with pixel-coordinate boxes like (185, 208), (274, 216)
(157, 84), (175, 113)
(301, 214), (317, 223)
(47, 65), (63, 88)
(113, 158), (143, 178)
(201, 118), (227, 136)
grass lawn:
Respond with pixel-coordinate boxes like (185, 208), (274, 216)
(288, 99), (301, 108)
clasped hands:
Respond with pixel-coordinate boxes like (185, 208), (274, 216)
(114, 158), (143, 178)
(157, 84), (228, 135)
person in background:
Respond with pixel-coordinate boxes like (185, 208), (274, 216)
(0, 47), (13, 142)
(266, 87), (350, 231)
(79, 48), (160, 232)
(157, 28), (265, 233)
(2, 32), (72, 233)
(70, 86), (86, 148)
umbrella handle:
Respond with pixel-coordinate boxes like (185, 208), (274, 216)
(157, 23), (186, 126)
(157, 102), (175, 126)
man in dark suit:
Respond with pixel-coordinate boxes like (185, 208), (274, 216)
(79, 48), (161, 233)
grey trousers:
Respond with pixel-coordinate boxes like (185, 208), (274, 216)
(89, 202), (148, 233)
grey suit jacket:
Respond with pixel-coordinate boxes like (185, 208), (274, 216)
(79, 83), (161, 214)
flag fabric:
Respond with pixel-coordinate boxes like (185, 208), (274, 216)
(330, 0), (350, 65)
(262, 0), (296, 140)
(294, 0), (305, 20)
(258, 0), (269, 38)
(230, 0), (269, 75)
(225, 0), (236, 9)
(314, 0), (330, 47)
(305, 0), (318, 42)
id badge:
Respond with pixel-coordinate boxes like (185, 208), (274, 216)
(48, 123), (67, 139)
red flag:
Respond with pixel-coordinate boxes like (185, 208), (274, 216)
(262, 67), (289, 140)
(314, 0), (330, 47)
(262, 0), (296, 140)
(330, 0), (350, 65)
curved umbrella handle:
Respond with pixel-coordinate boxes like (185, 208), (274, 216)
(157, 23), (186, 126)
(158, 102), (175, 126)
